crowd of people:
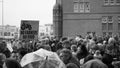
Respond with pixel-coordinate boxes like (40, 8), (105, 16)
(0, 33), (120, 68)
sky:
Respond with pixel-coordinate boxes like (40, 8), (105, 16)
(0, 0), (56, 27)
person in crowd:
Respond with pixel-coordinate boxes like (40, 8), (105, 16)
(108, 37), (115, 44)
(93, 50), (102, 60)
(56, 42), (63, 51)
(86, 39), (96, 51)
(83, 44), (101, 64)
(76, 44), (89, 61)
(62, 40), (71, 50)
(102, 45), (114, 68)
(36, 42), (51, 51)
(50, 39), (58, 52)
(10, 51), (21, 62)
(56, 37), (68, 51)
(59, 48), (80, 68)
(84, 54), (93, 63)
(66, 63), (79, 68)
(44, 44), (52, 51)
(82, 58), (108, 68)
(18, 49), (28, 59)
(71, 45), (77, 56)
(89, 44), (99, 55)
(3, 58), (21, 68)
(83, 48), (107, 68)
(0, 53), (6, 68)
(0, 41), (11, 58)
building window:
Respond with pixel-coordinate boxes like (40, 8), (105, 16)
(74, 2), (79, 12)
(74, 0), (90, 13)
(118, 23), (120, 30)
(108, 16), (113, 23)
(108, 23), (113, 30)
(118, 16), (120, 23)
(116, 0), (120, 5)
(102, 23), (107, 30)
(79, 2), (84, 12)
(102, 16), (108, 23)
(84, 2), (90, 12)
(104, 0), (109, 5)
(110, 0), (115, 5)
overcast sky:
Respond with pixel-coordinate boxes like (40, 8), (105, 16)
(0, 0), (56, 27)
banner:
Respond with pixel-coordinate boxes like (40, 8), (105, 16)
(20, 20), (39, 40)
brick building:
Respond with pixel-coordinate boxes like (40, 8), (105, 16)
(53, 0), (120, 38)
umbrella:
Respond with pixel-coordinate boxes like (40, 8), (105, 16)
(82, 59), (108, 68)
(20, 48), (66, 68)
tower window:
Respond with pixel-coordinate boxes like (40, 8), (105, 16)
(104, 0), (109, 5)
(74, 2), (79, 12)
(118, 16), (120, 23)
(110, 0), (115, 5)
(102, 16), (108, 23)
(108, 16), (113, 23)
(84, 2), (90, 12)
(108, 23), (113, 30)
(108, 32), (112, 36)
(116, 0), (120, 5)
(79, 2), (84, 12)
(102, 23), (107, 30)
(118, 23), (120, 30)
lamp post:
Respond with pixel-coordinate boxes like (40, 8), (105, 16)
(0, 0), (4, 39)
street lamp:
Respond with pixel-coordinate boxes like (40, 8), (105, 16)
(0, 0), (4, 38)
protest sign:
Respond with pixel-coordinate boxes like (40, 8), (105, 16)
(20, 20), (39, 40)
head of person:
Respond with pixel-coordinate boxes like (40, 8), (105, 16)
(0, 41), (7, 51)
(3, 58), (21, 68)
(77, 44), (88, 55)
(108, 37), (115, 44)
(84, 55), (93, 63)
(66, 63), (79, 68)
(62, 40), (71, 49)
(83, 59), (108, 68)
(93, 50), (102, 60)
(0, 53), (6, 68)
(37, 43), (51, 51)
(59, 48), (72, 64)
(60, 37), (68, 42)
(71, 45), (77, 52)
(89, 45), (99, 54)
(105, 43), (117, 57)
(44, 44), (51, 51)
(10, 51), (21, 62)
